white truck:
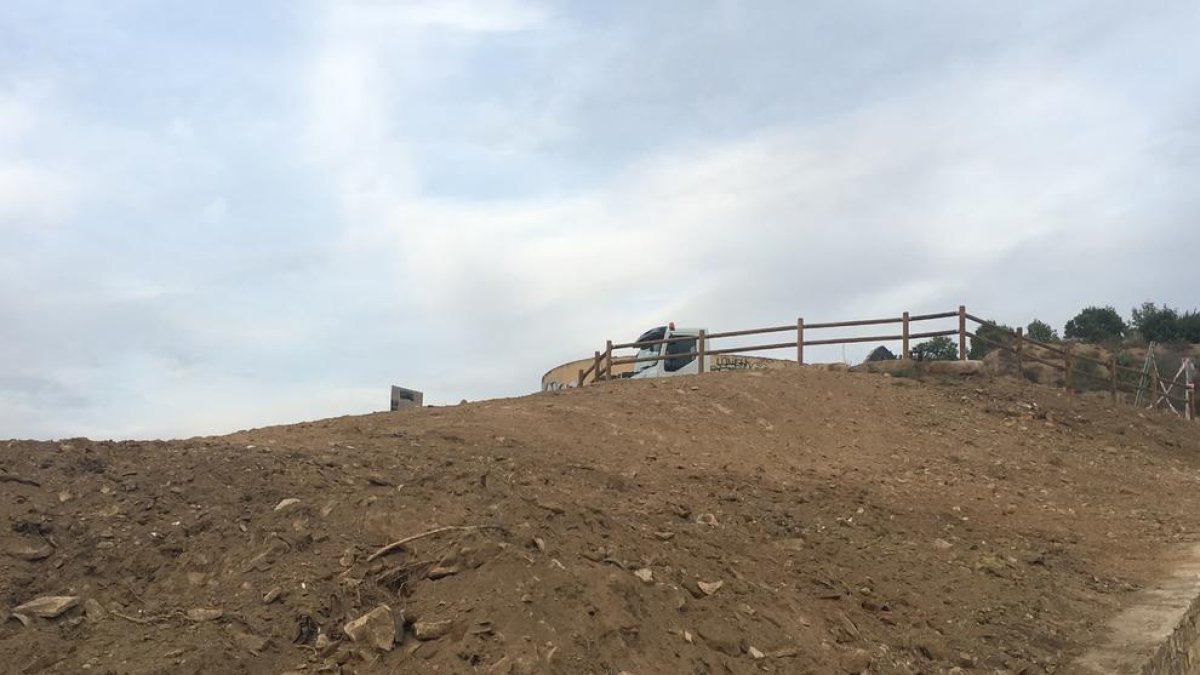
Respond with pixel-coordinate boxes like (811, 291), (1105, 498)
(629, 323), (705, 379)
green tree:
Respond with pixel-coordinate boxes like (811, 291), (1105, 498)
(1131, 302), (1182, 343)
(968, 321), (1015, 359)
(1026, 319), (1059, 343)
(1179, 312), (1200, 343)
(911, 336), (957, 361)
(1064, 306), (1126, 343)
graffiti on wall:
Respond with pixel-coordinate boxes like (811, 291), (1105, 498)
(708, 356), (772, 372)
(542, 354), (781, 390)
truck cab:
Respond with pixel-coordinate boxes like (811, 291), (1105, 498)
(631, 325), (704, 379)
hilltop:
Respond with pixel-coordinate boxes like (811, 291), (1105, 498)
(3, 367), (1200, 674)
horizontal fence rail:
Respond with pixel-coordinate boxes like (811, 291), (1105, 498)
(572, 306), (1196, 422)
(582, 307), (975, 386)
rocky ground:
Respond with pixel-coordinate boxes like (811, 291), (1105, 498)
(3, 367), (1200, 674)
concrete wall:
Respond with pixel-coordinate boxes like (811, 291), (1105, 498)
(390, 386), (424, 410)
(540, 354), (793, 391)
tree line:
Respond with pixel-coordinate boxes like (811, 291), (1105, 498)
(901, 302), (1200, 362)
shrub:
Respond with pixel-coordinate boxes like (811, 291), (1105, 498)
(969, 321), (1015, 359)
(1114, 351), (1142, 389)
(1026, 319), (1059, 343)
(1064, 306), (1126, 344)
(1131, 302), (1182, 343)
(1181, 312), (1200, 343)
(1070, 357), (1103, 391)
(911, 336), (958, 361)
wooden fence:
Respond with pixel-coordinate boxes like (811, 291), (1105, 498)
(575, 306), (1197, 421)
(963, 313), (1196, 420)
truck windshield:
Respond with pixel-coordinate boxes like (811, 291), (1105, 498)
(633, 327), (666, 374)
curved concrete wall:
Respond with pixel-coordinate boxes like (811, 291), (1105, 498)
(541, 354), (793, 391)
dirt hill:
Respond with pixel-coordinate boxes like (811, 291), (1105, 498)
(3, 368), (1200, 674)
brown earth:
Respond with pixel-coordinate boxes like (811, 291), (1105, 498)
(2, 367), (1200, 674)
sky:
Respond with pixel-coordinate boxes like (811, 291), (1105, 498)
(2, 1), (1199, 439)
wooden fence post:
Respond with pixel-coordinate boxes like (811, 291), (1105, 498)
(797, 318), (805, 365)
(1015, 327), (1024, 377)
(1110, 355), (1118, 403)
(604, 340), (613, 381)
(901, 312), (910, 360)
(592, 351), (601, 385)
(697, 330), (707, 374)
(1064, 343), (1074, 398)
(958, 305), (967, 361)
(577, 369), (585, 387)
(1151, 368), (1160, 411)
(1188, 384), (1195, 421)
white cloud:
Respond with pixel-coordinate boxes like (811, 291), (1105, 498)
(0, 85), (81, 229)
(0, 163), (78, 228)
(323, 0), (548, 35)
(313, 54), (1151, 316)
(289, 13), (1180, 385)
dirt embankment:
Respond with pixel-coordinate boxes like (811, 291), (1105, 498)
(3, 368), (1200, 674)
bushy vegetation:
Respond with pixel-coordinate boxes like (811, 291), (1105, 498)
(954, 304), (1196, 403)
(1064, 306), (1126, 344)
(1070, 357), (1104, 390)
(1130, 302), (1200, 344)
(910, 336), (957, 361)
(1026, 319), (1059, 343)
(969, 321), (1015, 359)
(999, 303), (1200, 349)
(900, 303), (1198, 367)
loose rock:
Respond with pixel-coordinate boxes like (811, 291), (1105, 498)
(414, 619), (454, 641)
(314, 633), (338, 657)
(229, 628), (271, 655)
(83, 599), (107, 621)
(343, 605), (396, 652)
(5, 543), (53, 561)
(186, 608), (224, 622)
(427, 563), (462, 580)
(13, 596), (79, 619)
(841, 649), (872, 674)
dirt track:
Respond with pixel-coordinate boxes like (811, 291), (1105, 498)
(3, 368), (1200, 674)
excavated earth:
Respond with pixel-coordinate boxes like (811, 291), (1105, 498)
(3, 367), (1200, 674)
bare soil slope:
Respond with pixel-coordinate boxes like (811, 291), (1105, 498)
(3, 368), (1200, 674)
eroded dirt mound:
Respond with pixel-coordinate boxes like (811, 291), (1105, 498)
(3, 369), (1200, 674)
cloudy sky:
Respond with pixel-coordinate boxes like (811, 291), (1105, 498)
(2, 1), (1198, 439)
